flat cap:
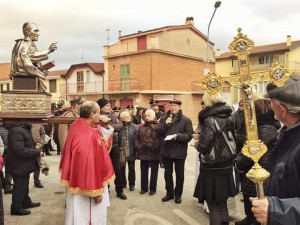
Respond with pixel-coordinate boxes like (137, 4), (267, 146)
(73, 96), (85, 105)
(112, 107), (121, 111)
(149, 100), (158, 105)
(169, 99), (182, 105)
(136, 106), (147, 112)
(127, 105), (134, 110)
(263, 75), (300, 105)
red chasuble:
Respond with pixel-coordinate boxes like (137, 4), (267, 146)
(59, 118), (115, 197)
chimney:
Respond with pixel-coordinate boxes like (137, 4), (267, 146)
(287, 35), (291, 47)
(185, 17), (194, 26)
(215, 49), (221, 57)
(119, 30), (122, 38)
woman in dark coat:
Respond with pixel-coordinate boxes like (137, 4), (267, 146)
(134, 109), (161, 195)
(234, 99), (281, 225)
(193, 92), (237, 225)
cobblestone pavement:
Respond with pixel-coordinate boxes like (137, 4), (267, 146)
(3, 142), (246, 225)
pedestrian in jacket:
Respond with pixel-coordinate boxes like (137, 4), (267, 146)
(135, 109), (161, 195)
(250, 75), (300, 225)
(156, 99), (193, 204)
(0, 126), (13, 194)
(5, 124), (42, 216)
(235, 99), (281, 225)
(193, 92), (237, 225)
(31, 124), (45, 188)
(118, 111), (138, 191)
(97, 97), (126, 200)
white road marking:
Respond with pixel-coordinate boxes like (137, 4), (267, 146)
(172, 209), (201, 225)
(124, 213), (173, 225)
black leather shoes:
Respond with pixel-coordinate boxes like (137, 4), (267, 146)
(23, 202), (41, 209)
(175, 196), (182, 204)
(161, 195), (174, 202)
(34, 182), (43, 188)
(149, 191), (156, 196)
(117, 192), (127, 200)
(139, 190), (148, 194)
(129, 186), (135, 191)
(235, 218), (252, 225)
(11, 209), (31, 216)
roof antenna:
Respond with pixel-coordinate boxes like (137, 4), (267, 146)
(106, 28), (110, 45)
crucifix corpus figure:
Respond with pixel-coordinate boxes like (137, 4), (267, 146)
(10, 22), (57, 92)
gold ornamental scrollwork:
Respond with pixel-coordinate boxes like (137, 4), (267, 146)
(199, 72), (225, 95)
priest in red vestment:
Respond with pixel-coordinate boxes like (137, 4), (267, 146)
(59, 101), (114, 225)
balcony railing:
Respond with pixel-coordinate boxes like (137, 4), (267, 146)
(108, 78), (141, 92)
(60, 79), (141, 94)
(60, 81), (103, 94)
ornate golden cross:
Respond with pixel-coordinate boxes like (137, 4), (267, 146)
(200, 28), (293, 199)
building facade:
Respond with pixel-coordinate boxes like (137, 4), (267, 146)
(216, 35), (300, 105)
(60, 63), (105, 103)
(103, 17), (215, 123)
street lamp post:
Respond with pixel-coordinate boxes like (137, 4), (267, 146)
(205, 1), (221, 75)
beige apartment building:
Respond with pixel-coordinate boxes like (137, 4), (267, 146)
(216, 35), (300, 106)
(103, 17), (215, 123)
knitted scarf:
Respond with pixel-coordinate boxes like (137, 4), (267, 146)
(119, 124), (130, 166)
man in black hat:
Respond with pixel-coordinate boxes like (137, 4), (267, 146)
(126, 105), (134, 117)
(251, 75), (300, 225)
(156, 99), (193, 204)
(149, 100), (162, 121)
(112, 106), (121, 118)
(96, 98), (127, 200)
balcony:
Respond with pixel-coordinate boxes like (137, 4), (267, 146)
(60, 78), (141, 94)
(108, 78), (141, 92)
(60, 81), (103, 94)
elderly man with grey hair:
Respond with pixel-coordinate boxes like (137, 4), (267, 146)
(118, 111), (138, 192)
(251, 75), (300, 225)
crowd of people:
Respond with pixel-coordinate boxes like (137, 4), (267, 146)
(0, 75), (299, 225)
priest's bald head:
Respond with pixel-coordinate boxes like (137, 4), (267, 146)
(80, 101), (100, 125)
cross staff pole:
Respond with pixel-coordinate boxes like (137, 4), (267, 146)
(199, 28), (293, 199)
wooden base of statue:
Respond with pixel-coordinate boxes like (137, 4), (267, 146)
(0, 90), (53, 125)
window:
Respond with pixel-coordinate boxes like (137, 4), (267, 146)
(77, 71), (84, 92)
(6, 83), (10, 91)
(0, 84), (3, 92)
(259, 56), (264, 64)
(49, 80), (57, 93)
(259, 55), (273, 65)
(120, 64), (130, 90)
(257, 81), (268, 94)
(86, 70), (90, 83)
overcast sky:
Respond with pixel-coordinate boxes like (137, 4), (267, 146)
(0, 0), (299, 70)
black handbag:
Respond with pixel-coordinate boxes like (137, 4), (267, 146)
(201, 118), (236, 164)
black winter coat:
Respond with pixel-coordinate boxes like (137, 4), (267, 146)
(236, 111), (281, 196)
(264, 119), (300, 225)
(197, 102), (235, 169)
(5, 126), (40, 176)
(156, 110), (193, 160)
(193, 103), (237, 203)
